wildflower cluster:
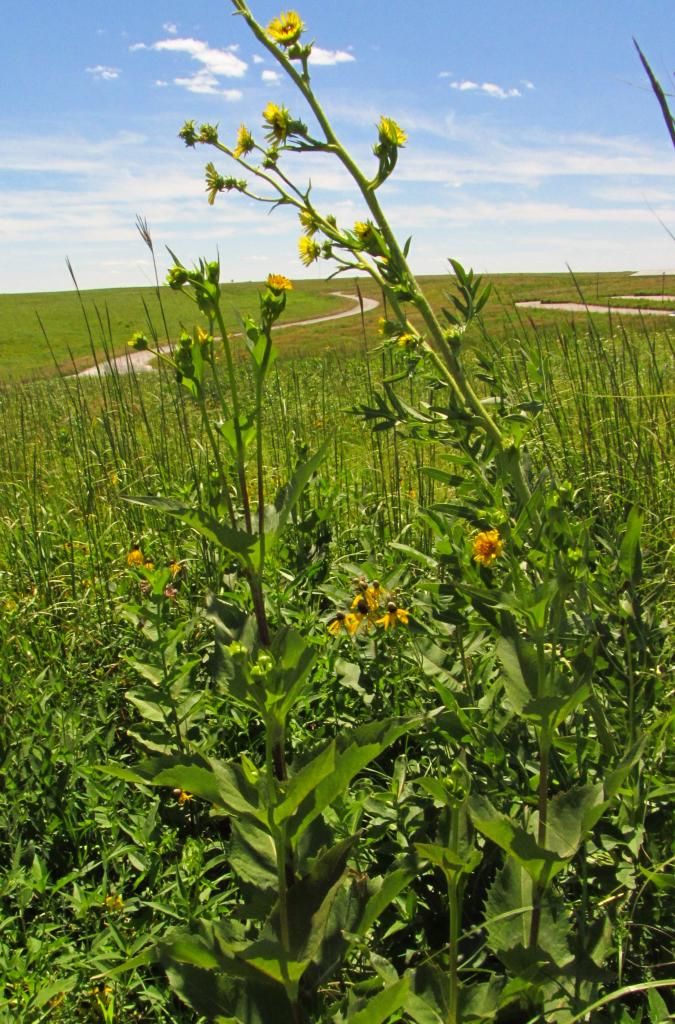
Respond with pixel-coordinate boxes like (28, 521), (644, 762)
(328, 576), (409, 636)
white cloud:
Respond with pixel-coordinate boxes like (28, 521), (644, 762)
(450, 80), (521, 99)
(252, 54), (265, 64)
(86, 65), (121, 81)
(309, 46), (355, 66)
(154, 80), (169, 88)
(262, 69), (281, 84)
(163, 22), (178, 34)
(521, 80), (535, 90)
(129, 42), (147, 52)
(151, 37), (248, 77)
(173, 69), (243, 99)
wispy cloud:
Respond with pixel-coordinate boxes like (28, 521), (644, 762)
(262, 69), (281, 84)
(150, 36), (248, 77)
(450, 80), (521, 99)
(309, 46), (355, 67)
(163, 22), (178, 35)
(86, 65), (121, 81)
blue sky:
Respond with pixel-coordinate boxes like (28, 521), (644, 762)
(2, 0), (674, 293)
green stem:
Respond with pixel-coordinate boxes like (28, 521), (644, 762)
(529, 732), (550, 950)
(213, 305), (253, 533)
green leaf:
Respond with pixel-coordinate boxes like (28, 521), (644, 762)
(618, 506), (643, 584)
(218, 414), (257, 456)
(277, 717), (415, 844)
(415, 842), (481, 881)
(469, 795), (567, 884)
(405, 964), (449, 1024)
(341, 977), (410, 1024)
(542, 784), (606, 859)
(357, 866), (417, 936)
(125, 495), (256, 564)
(105, 754), (267, 824)
(495, 636), (538, 714)
(483, 857), (572, 970)
(229, 819), (278, 918)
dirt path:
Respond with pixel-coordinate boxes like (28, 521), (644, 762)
(515, 299), (675, 317)
(76, 290), (379, 377)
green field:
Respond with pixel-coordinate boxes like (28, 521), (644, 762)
(2, 270), (674, 382)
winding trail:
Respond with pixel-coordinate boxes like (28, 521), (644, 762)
(515, 299), (675, 318)
(77, 290), (379, 377)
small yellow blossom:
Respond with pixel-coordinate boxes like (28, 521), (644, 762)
(397, 332), (416, 348)
(266, 10), (304, 46)
(105, 894), (124, 913)
(168, 559), (183, 578)
(352, 581), (383, 613)
(378, 116), (407, 147)
(472, 529), (505, 567)
(299, 208), (319, 235)
(126, 545), (144, 567)
(234, 123), (255, 158)
(376, 601), (409, 629)
(267, 273), (293, 293)
(143, 560), (155, 571)
(263, 102), (292, 143)
(328, 611), (361, 636)
(298, 236), (322, 266)
(173, 788), (193, 806)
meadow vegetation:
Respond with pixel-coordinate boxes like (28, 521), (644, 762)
(1, 3), (673, 1023)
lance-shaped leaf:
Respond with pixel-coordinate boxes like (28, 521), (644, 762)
(104, 754), (267, 825)
(356, 865), (417, 937)
(339, 977), (410, 1024)
(469, 795), (567, 884)
(274, 717), (416, 844)
(618, 505), (643, 585)
(125, 495), (256, 565)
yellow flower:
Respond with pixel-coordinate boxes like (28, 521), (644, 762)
(143, 560), (155, 571)
(173, 788), (193, 806)
(376, 601), (409, 629)
(234, 123), (255, 158)
(267, 273), (293, 292)
(397, 333), (416, 348)
(126, 545), (144, 567)
(267, 10), (304, 46)
(328, 610), (362, 636)
(168, 559), (183, 578)
(472, 529), (505, 567)
(298, 236), (322, 266)
(378, 116), (407, 147)
(352, 581), (383, 613)
(299, 208), (319, 235)
(263, 101), (292, 143)
(104, 894), (124, 913)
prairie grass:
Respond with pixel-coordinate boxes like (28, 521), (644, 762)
(0, 274), (673, 1022)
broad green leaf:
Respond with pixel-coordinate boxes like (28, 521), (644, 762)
(495, 636), (539, 715)
(278, 717), (415, 844)
(469, 795), (567, 884)
(341, 977), (409, 1024)
(228, 819), (278, 918)
(483, 857), (572, 969)
(105, 754), (266, 824)
(218, 413), (257, 456)
(265, 836), (361, 973)
(274, 441), (329, 536)
(125, 495), (256, 563)
(404, 965), (449, 1024)
(357, 866), (417, 936)
(541, 783), (606, 859)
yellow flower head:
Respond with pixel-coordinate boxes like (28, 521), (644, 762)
(267, 273), (293, 293)
(263, 102), (292, 143)
(126, 545), (144, 567)
(378, 116), (407, 147)
(267, 10), (304, 47)
(143, 560), (155, 571)
(298, 235), (322, 266)
(397, 333), (416, 348)
(173, 788), (193, 806)
(328, 610), (361, 636)
(234, 124), (255, 158)
(352, 581), (382, 613)
(105, 894), (124, 913)
(376, 601), (409, 629)
(472, 529), (505, 567)
(299, 208), (319, 236)
(168, 559), (182, 578)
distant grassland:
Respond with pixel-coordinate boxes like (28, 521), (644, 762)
(1, 270), (674, 383)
